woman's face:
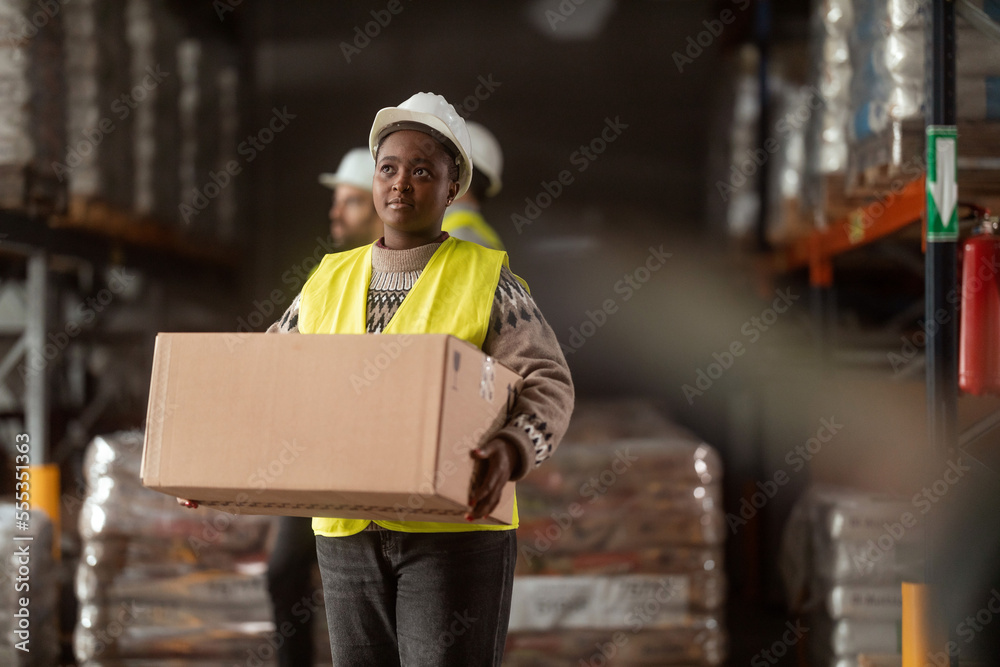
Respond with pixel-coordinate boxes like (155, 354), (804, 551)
(374, 129), (459, 249)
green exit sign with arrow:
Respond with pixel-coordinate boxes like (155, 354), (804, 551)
(927, 125), (958, 242)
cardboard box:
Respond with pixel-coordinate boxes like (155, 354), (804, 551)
(141, 333), (521, 525)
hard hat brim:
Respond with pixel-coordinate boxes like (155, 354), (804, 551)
(369, 108), (472, 198)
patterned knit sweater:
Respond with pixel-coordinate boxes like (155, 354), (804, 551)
(266, 236), (574, 480)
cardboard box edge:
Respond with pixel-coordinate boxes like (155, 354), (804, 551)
(139, 333), (170, 487)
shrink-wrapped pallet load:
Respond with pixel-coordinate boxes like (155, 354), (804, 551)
(781, 486), (923, 667)
(504, 401), (726, 666)
(73, 431), (278, 664)
(846, 0), (1000, 194)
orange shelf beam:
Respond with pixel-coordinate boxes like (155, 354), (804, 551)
(775, 177), (926, 286)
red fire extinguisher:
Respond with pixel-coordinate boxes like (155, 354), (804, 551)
(959, 216), (1000, 395)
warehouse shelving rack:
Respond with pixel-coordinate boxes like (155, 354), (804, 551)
(761, 1), (1000, 663)
(0, 203), (240, 552)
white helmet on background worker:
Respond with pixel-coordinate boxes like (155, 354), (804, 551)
(318, 147), (376, 191)
(466, 122), (503, 197)
(368, 92), (473, 198)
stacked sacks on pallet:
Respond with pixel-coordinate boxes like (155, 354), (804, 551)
(73, 431), (279, 665)
(504, 400), (726, 666)
(62, 0), (242, 238)
(781, 486), (924, 667)
(846, 0), (1000, 193)
(0, 0), (66, 212)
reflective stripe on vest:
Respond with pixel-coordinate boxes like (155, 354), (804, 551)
(299, 237), (522, 536)
(442, 209), (506, 252)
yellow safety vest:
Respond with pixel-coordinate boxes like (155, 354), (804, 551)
(442, 209), (506, 251)
(299, 236), (524, 536)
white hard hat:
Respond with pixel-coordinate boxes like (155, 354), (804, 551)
(466, 122), (503, 197)
(369, 92), (473, 198)
(318, 147), (376, 191)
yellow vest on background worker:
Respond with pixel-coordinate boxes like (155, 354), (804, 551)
(299, 236), (525, 537)
(442, 206), (506, 251)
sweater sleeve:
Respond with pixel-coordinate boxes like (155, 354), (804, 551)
(482, 266), (575, 481)
(267, 293), (301, 334)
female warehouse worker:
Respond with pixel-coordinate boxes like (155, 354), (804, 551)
(183, 92), (573, 665)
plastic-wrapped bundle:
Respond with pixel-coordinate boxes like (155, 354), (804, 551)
(74, 432), (277, 664)
(76, 566), (271, 606)
(809, 0), (855, 175)
(516, 546), (724, 578)
(510, 404), (727, 665)
(79, 432), (272, 551)
(816, 488), (922, 542)
(521, 470), (722, 507)
(0, 504), (58, 666)
(79, 533), (266, 581)
(516, 439), (724, 553)
(766, 82), (813, 245)
(814, 536), (923, 583)
(781, 486), (915, 666)
(518, 497), (724, 555)
(520, 438), (722, 488)
(802, 0), (868, 227)
(0, 0), (66, 211)
(504, 617), (726, 666)
(812, 615), (901, 656)
(826, 584), (903, 621)
(851, 27), (1000, 137)
(74, 600), (275, 662)
(781, 485), (923, 604)
(509, 573), (725, 631)
(846, 0), (1000, 193)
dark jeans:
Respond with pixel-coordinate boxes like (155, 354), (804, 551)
(267, 515), (318, 667)
(315, 527), (517, 667)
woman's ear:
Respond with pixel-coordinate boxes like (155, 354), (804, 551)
(448, 180), (460, 202)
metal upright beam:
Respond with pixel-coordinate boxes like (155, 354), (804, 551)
(24, 251), (48, 464)
(925, 0), (959, 663)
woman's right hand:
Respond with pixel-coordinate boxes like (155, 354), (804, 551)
(176, 497), (199, 509)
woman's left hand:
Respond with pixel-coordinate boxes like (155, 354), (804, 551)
(467, 438), (517, 520)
